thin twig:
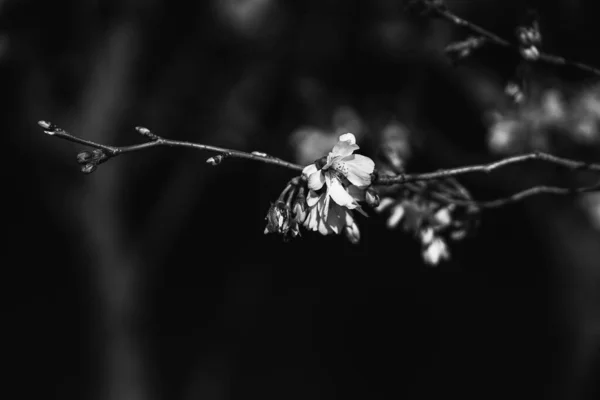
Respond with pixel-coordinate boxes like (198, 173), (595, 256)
(38, 121), (304, 172)
(426, 1), (600, 77)
(374, 152), (600, 185)
(432, 182), (600, 209)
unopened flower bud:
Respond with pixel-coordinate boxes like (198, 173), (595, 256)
(293, 200), (307, 223)
(90, 149), (109, 165)
(365, 189), (380, 208)
(136, 126), (150, 135)
(264, 201), (291, 235)
(77, 151), (93, 164)
(38, 120), (59, 134)
(81, 163), (97, 174)
(38, 120), (54, 130)
(206, 155), (224, 166)
(136, 126), (160, 141)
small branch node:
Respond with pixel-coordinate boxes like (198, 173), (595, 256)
(206, 154), (226, 166)
(81, 163), (97, 174)
(135, 126), (161, 141)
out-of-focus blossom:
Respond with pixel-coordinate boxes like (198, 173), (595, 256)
(332, 106), (364, 138)
(387, 203), (406, 229)
(291, 127), (338, 166)
(375, 195), (470, 265)
(422, 236), (450, 266)
(215, 0), (277, 37)
(380, 121), (412, 171)
(433, 207), (451, 227)
(486, 84), (600, 154)
(290, 105), (365, 166)
(572, 89), (600, 143)
(419, 227), (450, 266)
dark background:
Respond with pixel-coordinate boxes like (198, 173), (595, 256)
(2, 1), (599, 399)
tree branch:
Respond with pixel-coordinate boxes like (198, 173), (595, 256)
(374, 152), (600, 184)
(39, 121), (600, 208)
(38, 120), (304, 172)
(418, 0), (600, 77)
(431, 182), (600, 209)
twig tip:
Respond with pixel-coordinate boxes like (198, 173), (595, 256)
(135, 126), (160, 141)
(38, 120), (57, 134)
(135, 126), (150, 135)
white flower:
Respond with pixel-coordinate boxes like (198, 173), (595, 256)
(302, 133), (374, 213)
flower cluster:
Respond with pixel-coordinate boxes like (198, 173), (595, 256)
(264, 133), (375, 244)
(375, 194), (476, 265)
(301, 133), (374, 243)
(487, 84), (600, 155)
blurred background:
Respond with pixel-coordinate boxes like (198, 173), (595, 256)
(3, 0), (600, 399)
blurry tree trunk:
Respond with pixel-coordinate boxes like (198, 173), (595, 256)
(528, 199), (600, 400)
(73, 20), (151, 400)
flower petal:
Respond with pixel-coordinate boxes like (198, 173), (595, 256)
(321, 188), (331, 220)
(303, 206), (319, 231)
(344, 209), (355, 226)
(330, 140), (359, 159)
(325, 203), (346, 234)
(306, 190), (321, 207)
(308, 170), (325, 191)
(302, 163), (318, 179)
(344, 154), (375, 188)
(328, 177), (357, 209)
(338, 133), (356, 144)
(346, 184), (366, 202)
